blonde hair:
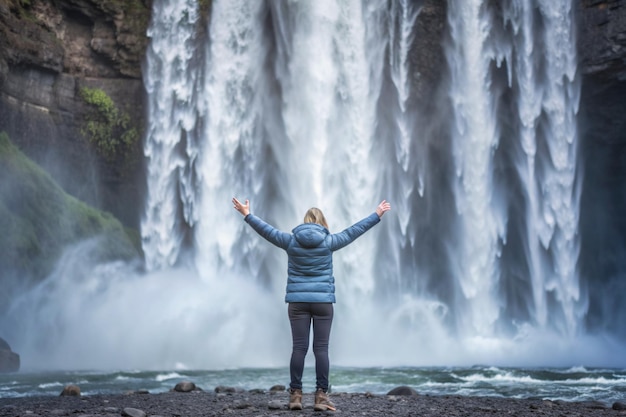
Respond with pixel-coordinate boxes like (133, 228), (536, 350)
(303, 207), (329, 230)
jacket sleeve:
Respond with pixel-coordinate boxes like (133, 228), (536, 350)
(329, 212), (380, 251)
(244, 214), (291, 249)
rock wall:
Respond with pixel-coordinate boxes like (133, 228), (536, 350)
(0, 337), (19, 373)
(0, 0), (151, 229)
(578, 0), (626, 332)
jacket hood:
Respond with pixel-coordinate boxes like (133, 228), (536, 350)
(292, 223), (328, 248)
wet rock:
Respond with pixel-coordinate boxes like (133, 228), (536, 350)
(0, 338), (10, 351)
(231, 399), (253, 409)
(387, 386), (419, 396)
(173, 381), (197, 392)
(613, 401), (626, 410)
(582, 400), (608, 409)
(267, 399), (284, 410)
(580, 0), (626, 79)
(249, 388), (265, 394)
(269, 384), (286, 392)
(121, 407), (146, 417)
(0, 337), (20, 373)
(0, 349), (19, 373)
(214, 385), (236, 393)
(60, 384), (81, 396)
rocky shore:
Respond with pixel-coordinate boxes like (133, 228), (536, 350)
(1, 386), (625, 417)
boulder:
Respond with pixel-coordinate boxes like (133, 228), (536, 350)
(173, 381), (197, 392)
(0, 337), (10, 351)
(60, 384), (81, 396)
(269, 384), (286, 393)
(214, 385), (237, 393)
(387, 386), (419, 396)
(121, 408), (147, 417)
(613, 401), (626, 410)
(0, 337), (20, 373)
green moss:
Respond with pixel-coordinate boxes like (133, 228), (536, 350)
(0, 132), (140, 280)
(7, 0), (33, 20)
(98, 0), (150, 40)
(79, 87), (139, 160)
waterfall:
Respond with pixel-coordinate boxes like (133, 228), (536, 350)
(387, 1), (423, 254)
(504, 1), (583, 336)
(446, 0), (507, 336)
(138, 0), (588, 360)
(389, 1), (421, 176)
(532, 0), (583, 336)
(4, 0), (619, 372)
(141, 0), (200, 271)
(443, 0), (583, 338)
(193, 0), (269, 281)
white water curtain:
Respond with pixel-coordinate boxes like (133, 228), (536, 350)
(140, 0), (587, 366)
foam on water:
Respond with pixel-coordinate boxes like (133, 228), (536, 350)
(1, 366), (625, 402)
(155, 372), (185, 382)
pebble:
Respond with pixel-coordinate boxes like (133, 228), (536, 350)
(0, 388), (621, 417)
(121, 408), (146, 417)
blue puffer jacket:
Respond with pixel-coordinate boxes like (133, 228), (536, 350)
(244, 212), (381, 303)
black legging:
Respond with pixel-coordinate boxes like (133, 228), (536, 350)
(287, 302), (334, 391)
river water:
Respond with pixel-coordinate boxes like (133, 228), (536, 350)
(1, 366), (625, 403)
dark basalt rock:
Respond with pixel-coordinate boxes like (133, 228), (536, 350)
(613, 401), (626, 410)
(59, 384), (81, 396)
(387, 386), (419, 396)
(0, 337), (19, 373)
(174, 381), (198, 392)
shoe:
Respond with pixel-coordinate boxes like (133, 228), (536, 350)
(289, 388), (303, 410)
(314, 388), (336, 411)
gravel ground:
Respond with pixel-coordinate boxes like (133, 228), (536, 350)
(1, 389), (625, 417)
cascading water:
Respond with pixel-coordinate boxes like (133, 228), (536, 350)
(504, 0), (583, 337)
(141, 0), (201, 271)
(533, 0), (583, 337)
(444, 0), (583, 340)
(193, 0), (270, 282)
(389, 1), (421, 177)
(447, 0), (507, 337)
(3, 0), (625, 371)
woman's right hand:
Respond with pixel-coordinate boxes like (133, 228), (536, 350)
(376, 200), (391, 218)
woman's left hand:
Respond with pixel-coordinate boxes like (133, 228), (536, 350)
(232, 197), (250, 216)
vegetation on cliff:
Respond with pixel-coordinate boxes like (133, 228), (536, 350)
(79, 86), (139, 160)
(0, 132), (140, 281)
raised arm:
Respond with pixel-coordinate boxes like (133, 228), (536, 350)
(232, 197), (290, 249)
(330, 200), (391, 251)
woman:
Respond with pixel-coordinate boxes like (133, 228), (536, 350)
(232, 197), (391, 411)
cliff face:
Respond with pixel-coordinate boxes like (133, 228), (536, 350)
(0, 0), (151, 228)
(579, 0), (626, 149)
(578, 1), (626, 330)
